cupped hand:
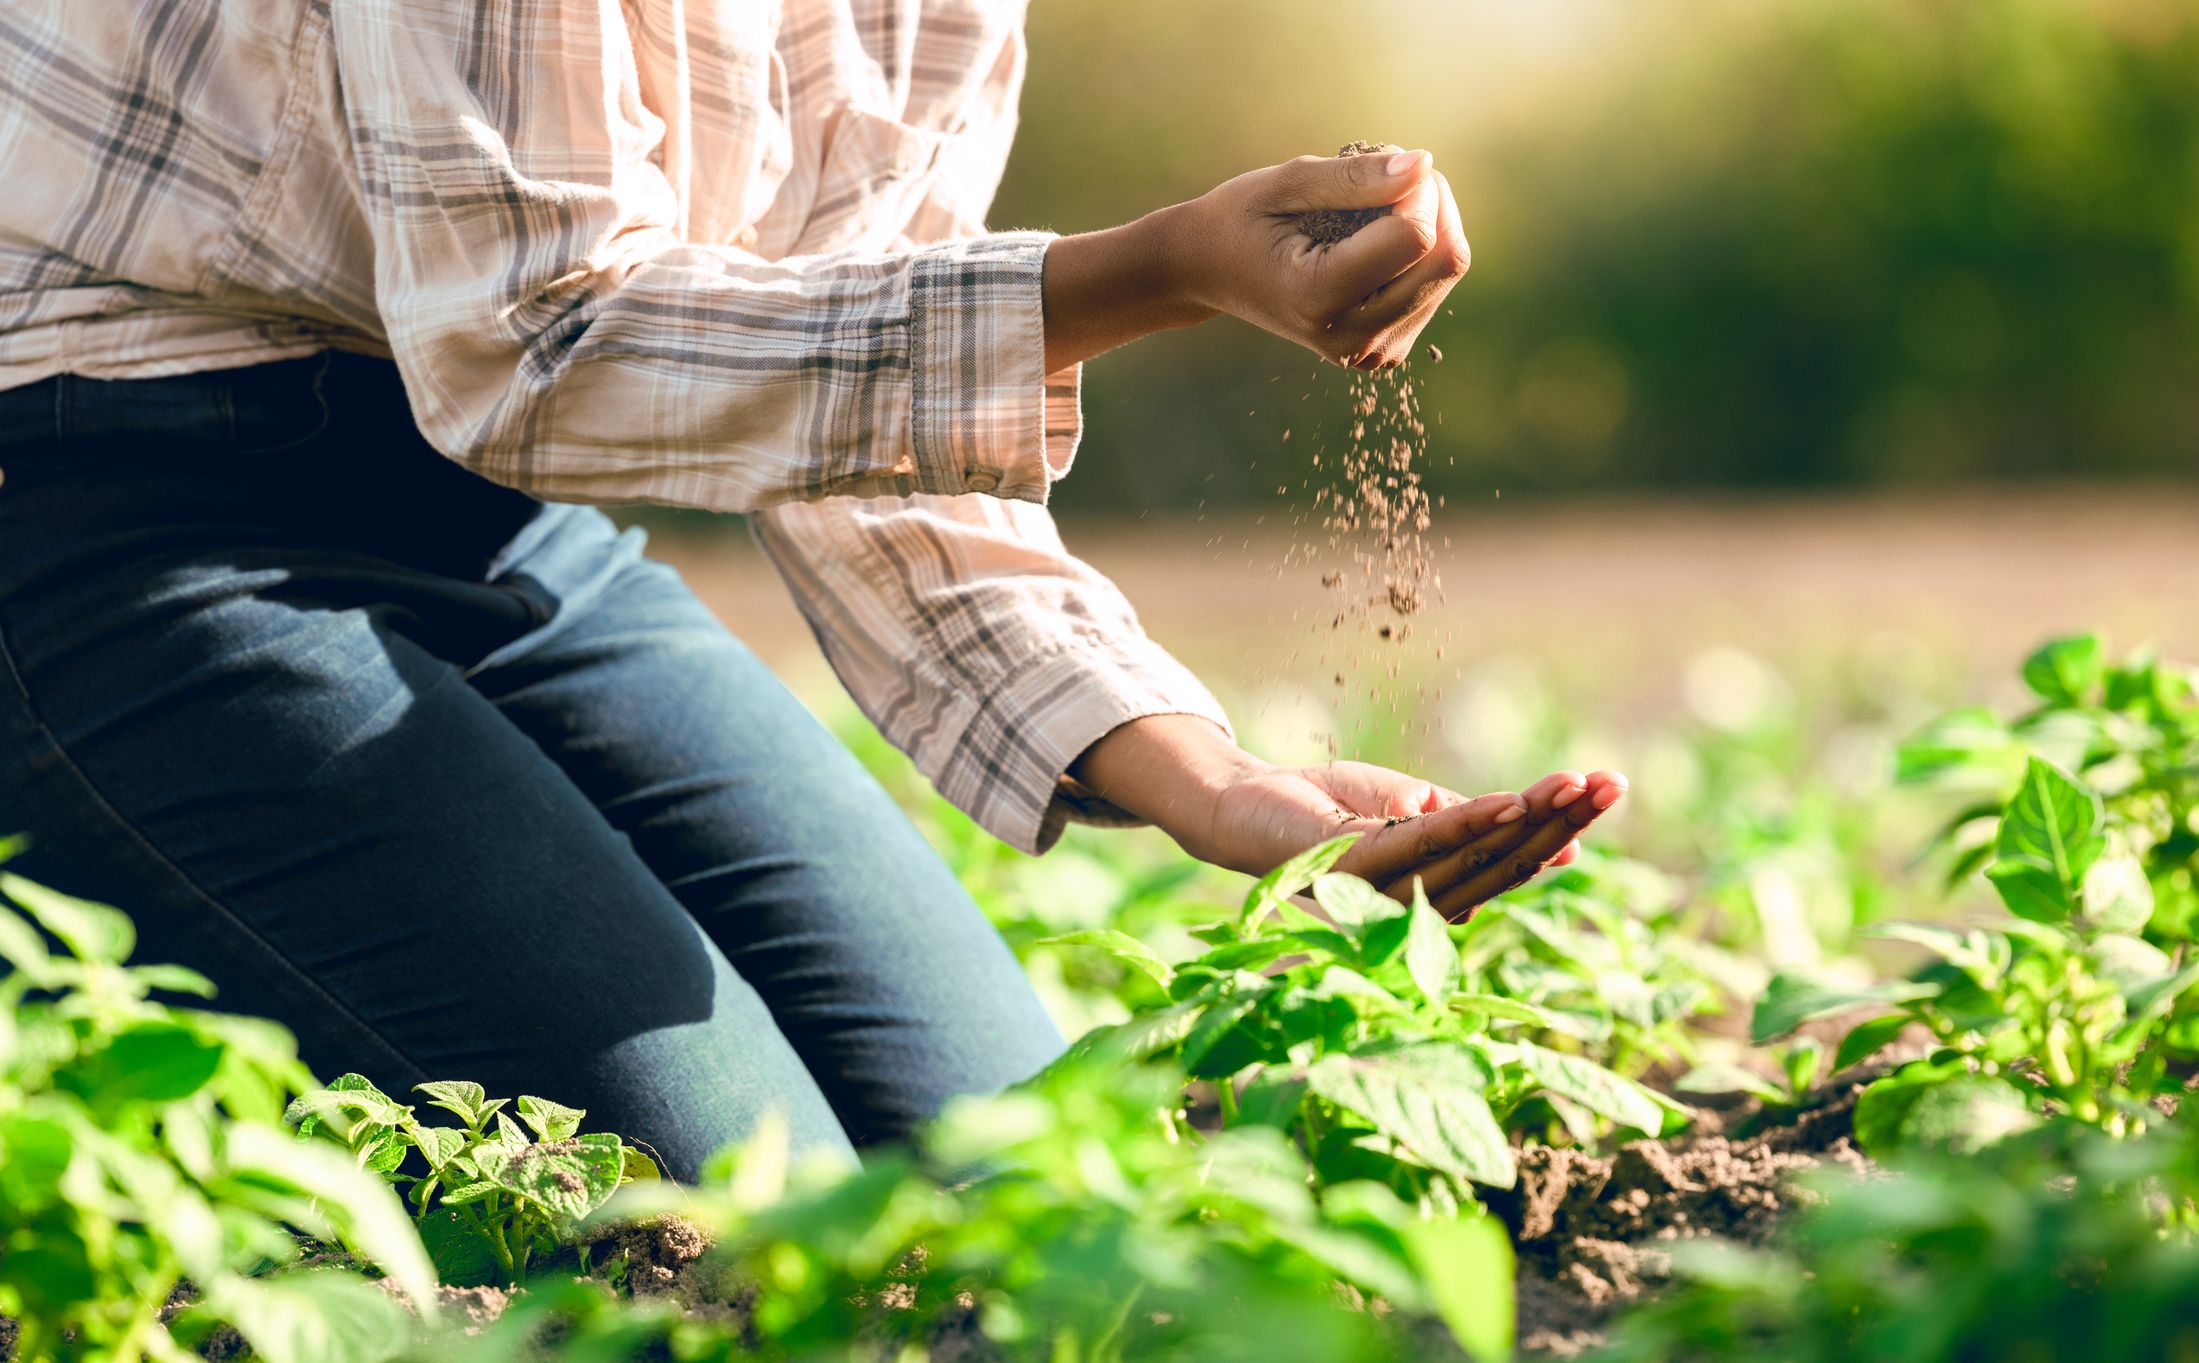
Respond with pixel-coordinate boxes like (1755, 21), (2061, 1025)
(1206, 761), (1627, 922)
(1174, 147), (1469, 370)
(1071, 715), (1624, 921)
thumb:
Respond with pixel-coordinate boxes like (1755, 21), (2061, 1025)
(1279, 147), (1433, 212)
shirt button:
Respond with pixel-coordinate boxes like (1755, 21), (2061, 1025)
(733, 225), (760, 250)
(963, 470), (1001, 493)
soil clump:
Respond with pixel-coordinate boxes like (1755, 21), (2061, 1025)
(1494, 1073), (1875, 1357)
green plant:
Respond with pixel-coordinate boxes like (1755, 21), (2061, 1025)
(582, 1052), (1514, 1363)
(0, 859), (435, 1363)
(1046, 835), (1683, 1206)
(287, 1075), (658, 1287)
(1594, 1113), (2199, 1363)
(1674, 1036), (1826, 1125)
(1751, 638), (2199, 1151)
(1454, 851), (1727, 1084)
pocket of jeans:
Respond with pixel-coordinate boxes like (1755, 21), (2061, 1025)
(227, 351), (335, 454)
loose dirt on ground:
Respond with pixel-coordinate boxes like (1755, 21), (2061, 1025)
(1494, 1073), (1874, 1357)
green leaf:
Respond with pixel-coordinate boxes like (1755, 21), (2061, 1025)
(1833, 1013), (1912, 1073)
(2021, 634), (2104, 704)
(0, 872), (133, 964)
(223, 1123), (440, 1310)
(63, 1020), (225, 1109)
(516, 1094), (585, 1142)
(1404, 880), (1460, 1007)
(287, 1076), (410, 1143)
(1988, 756), (2105, 923)
(619, 1145), (661, 1184)
(1447, 993), (1558, 1028)
(2123, 962), (2199, 1026)
(1194, 931), (1354, 973)
(1057, 999), (1204, 1066)
(1503, 1040), (1665, 1132)
(0, 902), (53, 979)
(413, 1081), (490, 1128)
(2081, 854), (2155, 932)
(1673, 1064), (1788, 1106)
(1890, 1076), (2039, 1154)
(1895, 707), (2014, 784)
(1402, 1213), (1515, 1363)
(484, 1131), (627, 1227)
(1751, 969), (1935, 1044)
(1850, 1058), (1991, 1155)
(201, 1271), (415, 1363)
(1242, 833), (1359, 928)
(1305, 1045), (1513, 1188)
(131, 962), (219, 997)
(1313, 873), (1412, 966)
(1235, 1067), (1311, 1130)
(1870, 922), (2001, 978)
(1036, 928), (1175, 988)
(409, 1126), (466, 1172)
(418, 1207), (502, 1287)
(1311, 872), (1399, 929)
(438, 1180), (499, 1207)
(1180, 988), (1273, 1080)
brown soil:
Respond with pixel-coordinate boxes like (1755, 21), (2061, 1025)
(586, 1214), (713, 1297)
(1294, 141), (1394, 246)
(1491, 1075), (1874, 1358)
(1277, 143), (1452, 751)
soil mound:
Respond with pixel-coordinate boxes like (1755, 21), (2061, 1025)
(1494, 1076), (1873, 1357)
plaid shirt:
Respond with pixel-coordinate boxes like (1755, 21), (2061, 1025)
(0, 0), (1228, 854)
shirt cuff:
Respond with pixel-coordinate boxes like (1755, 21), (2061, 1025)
(906, 232), (1083, 502)
(930, 639), (1234, 856)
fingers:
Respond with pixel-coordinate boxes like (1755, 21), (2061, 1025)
(1431, 771), (1628, 922)
(1310, 171), (1442, 304)
(1275, 147), (1431, 212)
(1335, 790), (1529, 889)
(1371, 768), (1584, 902)
(1345, 173), (1469, 369)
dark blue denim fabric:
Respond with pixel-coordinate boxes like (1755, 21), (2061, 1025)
(0, 352), (1062, 1179)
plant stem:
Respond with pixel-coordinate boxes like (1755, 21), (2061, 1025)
(1216, 1077), (1239, 1126)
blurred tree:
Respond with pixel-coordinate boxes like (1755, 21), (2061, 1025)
(992, 0), (2199, 516)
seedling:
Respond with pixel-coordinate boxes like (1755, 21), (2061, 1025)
(288, 1075), (658, 1285)
(1045, 834), (1681, 1204)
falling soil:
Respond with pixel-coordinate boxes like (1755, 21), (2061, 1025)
(1273, 140), (1451, 754)
(1492, 1072), (1875, 1358)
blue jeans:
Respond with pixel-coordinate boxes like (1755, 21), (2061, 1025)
(0, 352), (1061, 1179)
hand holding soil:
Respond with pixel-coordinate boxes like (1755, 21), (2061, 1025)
(1177, 144), (1467, 370)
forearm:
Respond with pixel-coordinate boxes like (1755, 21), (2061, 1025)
(1042, 204), (1217, 372)
(1068, 713), (1261, 862)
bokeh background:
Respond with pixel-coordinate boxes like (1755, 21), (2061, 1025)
(649, 0), (2199, 855)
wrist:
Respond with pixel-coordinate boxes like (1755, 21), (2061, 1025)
(1070, 713), (1264, 856)
(1136, 199), (1223, 328)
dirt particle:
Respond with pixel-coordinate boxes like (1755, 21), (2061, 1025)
(1294, 142), (1394, 247)
(1425, 344), (1444, 364)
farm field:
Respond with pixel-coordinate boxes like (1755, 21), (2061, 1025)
(10, 485), (2199, 1361)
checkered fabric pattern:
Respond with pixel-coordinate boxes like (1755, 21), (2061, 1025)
(0, 0), (1229, 853)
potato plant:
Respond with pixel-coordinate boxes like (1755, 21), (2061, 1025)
(1045, 834), (1682, 1207)
(1596, 1111), (2199, 1363)
(580, 1053), (1515, 1363)
(1753, 638), (2199, 1152)
(0, 858), (435, 1363)
(287, 1075), (658, 1286)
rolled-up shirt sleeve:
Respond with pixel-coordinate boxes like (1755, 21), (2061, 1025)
(327, 0), (1070, 510)
(750, 0), (1233, 854)
(752, 495), (1233, 854)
